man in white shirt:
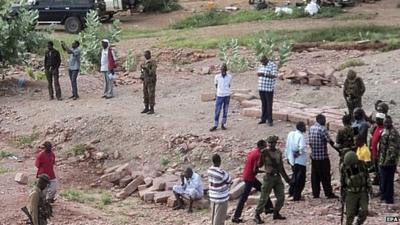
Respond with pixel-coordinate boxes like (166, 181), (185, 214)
(100, 39), (116, 99)
(210, 63), (232, 132)
(285, 121), (307, 201)
(173, 167), (204, 213)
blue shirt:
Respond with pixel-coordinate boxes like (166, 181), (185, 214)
(285, 130), (307, 166)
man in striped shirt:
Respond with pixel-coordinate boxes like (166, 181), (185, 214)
(208, 154), (232, 225)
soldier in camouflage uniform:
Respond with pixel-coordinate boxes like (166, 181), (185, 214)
(335, 114), (356, 165)
(341, 151), (371, 225)
(343, 70), (365, 119)
(254, 135), (291, 224)
(378, 115), (400, 204)
(140, 50), (157, 115)
(29, 174), (53, 225)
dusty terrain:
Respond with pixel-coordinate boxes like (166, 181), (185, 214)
(1, 0), (400, 225)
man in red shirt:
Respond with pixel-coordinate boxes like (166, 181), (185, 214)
(232, 140), (273, 223)
(35, 141), (57, 203)
(370, 113), (385, 185)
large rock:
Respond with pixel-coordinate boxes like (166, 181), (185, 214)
(151, 175), (179, 191)
(242, 108), (261, 118)
(101, 170), (130, 183)
(272, 112), (288, 121)
(15, 173), (28, 185)
(119, 175), (133, 188)
(154, 191), (173, 204)
(167, 195), (177, 208)
(116, 175), (144, 199)
(229, 181), (245, 200)
(246, 195), (260, 205)
(241, 100), (260, 108)
(201, 93), (216, 102)
(232, 93), (256, 102)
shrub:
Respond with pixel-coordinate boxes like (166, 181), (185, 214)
(123, 49), (137, 72)
(14, 132), (39, 148)
(252, 34), (292, 68)
(218, 39), (250, 73)
(70, 144), (86, 156)
(139, 0), (181, 12)
(0, 150), (14, 159)
(338, 59), (365, 71)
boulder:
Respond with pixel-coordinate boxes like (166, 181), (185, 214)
(116, 175), (144, 199)
(101, 170), (130, 183)
(229, 181), (245, 200)
(119, 175), (133, 188)
(201, 93), (216, 102)
(240, 100), (260, 108)
(143, 191), (156, 203)
(242, 108), (261, 118)
(154, 191), (173, 204)
(15, 173), (28, 185)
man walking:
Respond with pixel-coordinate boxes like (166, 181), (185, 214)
(44, 41), (61, 101)
(29, 174), (52, 225)
(172, 167), (204, 213)
(257, 56), (277, 126)
(369, 113), (385, 185)
(254, 136), (291, 224)
(208, 154), (232, 225)
(210, 63), (232, 131)
(378, 116), (400, 204)
(61, 40), (81, 100)
(232, 140), (274, 223)
(341, 151), (371, 225)
(140, 50), (157, 114)
(285, 121), (307, 201)
(100, 39), (116, 99)
(35, 141), (57, 203)
(343, 70), (365, 119)
(309, 114), (338, 199)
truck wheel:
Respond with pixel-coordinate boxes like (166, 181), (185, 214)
(64, 16), (82, 34)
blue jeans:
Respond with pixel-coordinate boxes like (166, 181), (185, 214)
(102, 71), (113, 97)
(68, 69), (79, 97)
(214, 96), (230, 127)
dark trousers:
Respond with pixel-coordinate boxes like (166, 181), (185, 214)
(290, 164), (306, 201)
(46, 68), (61, 99)
(259, 91), (274, 123)
(311, 159), (334, 198)
(214, 96), (230, 127)
(379, 165), (396, 204)
(233, 179), (273, 219)
(68, 69), (79, 97)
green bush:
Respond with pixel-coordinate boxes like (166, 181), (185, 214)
(14, 132), (39, 148)
(338, 59), (365, 71)
(139, 0), (181, 12)
(218, 39), (250, 73)
(0, 150), (14, 159)
(70, 144), (86, 156)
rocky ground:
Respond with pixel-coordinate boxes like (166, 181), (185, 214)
(1, 0), (400, 224)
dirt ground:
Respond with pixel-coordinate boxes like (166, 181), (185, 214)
(1, 0), (400, 224)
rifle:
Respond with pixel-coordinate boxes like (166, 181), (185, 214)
(21, 206), (33, 225)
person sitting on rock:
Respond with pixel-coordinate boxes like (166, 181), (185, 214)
(172, 167), (204, 213)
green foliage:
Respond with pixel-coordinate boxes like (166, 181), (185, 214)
(70, 144), (86, 156)
(138, 0), (181, 12)
(0, 150), (14, 159)
(251, 34), (291, 68)
(61, 189), (112, 209)
(160, 156), (170, 166)
(14, 132), (39, 148)
(278, 41), (292, 68)
(78, 10), (122, 74)
(218, 39), (249, 73)
(123, 49), (137, 72)
(171, 7), (343, 29)
(338, 59), (365, 71)
(26, 67), (45, 80)
(0, 166), (11, 174)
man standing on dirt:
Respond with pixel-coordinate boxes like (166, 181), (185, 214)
(35, 141), (57, 203)
(210, 63), (232, 132)
(232, 140), (274, 223)
(61, 40), (81, 100)
(369, 113), (385, 185)
(285, 121), (307, 201)
(335, 114), (356, 165)
(254, 136), (291, 224)
(140, 50), (157, 114)
(29, 174), (52, 225)
(309, 114), (338, 199)
(352, 108), (370, 146)
(44, 41), (62, 101)
(172, 167), (204, 213)
(208, 154), (232, 225)
(343, 70), (365, 119)
(100, 39), (116, 99)
(257, 56), (277, 127)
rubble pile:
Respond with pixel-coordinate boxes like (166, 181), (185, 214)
(156, 49), (216, 65)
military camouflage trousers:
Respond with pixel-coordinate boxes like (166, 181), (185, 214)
(346, 191), (368, 225)
(256, 175), (285, 214)
(346, 97), (362, 117)
(143, 80), (156, 107)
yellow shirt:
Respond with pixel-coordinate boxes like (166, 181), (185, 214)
(356, 144), (371, 162)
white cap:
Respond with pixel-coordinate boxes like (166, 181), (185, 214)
(376, 113), (386, 119)
(102, 39), (109, 43)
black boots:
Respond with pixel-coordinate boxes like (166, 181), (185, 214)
(254, 214), (264, 224)
(141, 105), (149, 113)
(147, 106), (154, 114)
(273, 212), (286, 220)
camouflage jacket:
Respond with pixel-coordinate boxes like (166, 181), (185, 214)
(141, 59), (157, 81)
(340, 161), (371, 193)
(343, 77), (365, 98)
(260, 148), (290, 182)
(336, 126), (356, 159)
(379, 127), (400, 166)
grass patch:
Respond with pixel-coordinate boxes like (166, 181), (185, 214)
(69, 144), (86, 157)
(160, 156), (170, 166)
(338, 59), (366, 71)
(60, 188), (112, 209)
(334, 13), (377, 21)
(171, 7), (343, 29)
(121, 29), (166, 40)
(163, 25), (400, 50)
(0, 166), (11, 174)
(0, 151), (14, 159)
(14, 132), (39, 148)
